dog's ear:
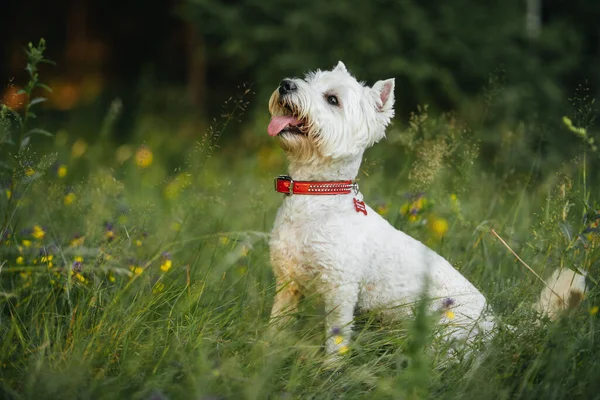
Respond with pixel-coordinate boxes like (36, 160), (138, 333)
(366, 78), (395, 146)
(372, 78), (395, 118)
(333, 61), (348, 73)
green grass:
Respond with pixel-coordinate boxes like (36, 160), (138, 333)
(1, 42), (600, 399)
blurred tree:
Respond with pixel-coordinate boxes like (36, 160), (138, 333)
(526, 0), (542, 39)
(181, 0), (589, 117)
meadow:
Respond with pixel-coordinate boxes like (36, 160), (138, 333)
(1, 40), (599, 400)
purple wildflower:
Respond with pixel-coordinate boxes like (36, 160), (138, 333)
(72, 260), (82, 273)
(442, 298), (455, 309)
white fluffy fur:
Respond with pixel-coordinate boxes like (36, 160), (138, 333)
(267, 62), (586, 357)
(534, 268), (587, 320)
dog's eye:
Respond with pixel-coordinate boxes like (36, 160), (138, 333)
(326, 95), (339, 106)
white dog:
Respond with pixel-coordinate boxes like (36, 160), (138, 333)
(267, 61), (585, 357)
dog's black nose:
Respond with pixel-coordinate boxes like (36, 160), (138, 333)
(279, 79), (297, 95)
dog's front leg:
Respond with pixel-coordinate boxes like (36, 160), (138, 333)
(269, 279), (301, 329)
(323, 284), (359, 358)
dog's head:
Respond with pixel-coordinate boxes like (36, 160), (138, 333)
(268, 61), (395, 162)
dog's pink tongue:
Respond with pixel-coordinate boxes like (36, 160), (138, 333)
(268, 116), (300, 136)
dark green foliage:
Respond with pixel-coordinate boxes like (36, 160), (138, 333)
(183, 0), (586, 116)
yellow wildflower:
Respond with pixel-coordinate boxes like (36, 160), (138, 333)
(338, 345), (349, 355)
(401, 196), (426, 222)
(135, 145), (153, 168)
(413, 197), (424, 210)
(57, 165), (68, 178)
(160, 259), (172, 272)
(25, 167), (35, 177)
(429, 217), (449, 239)
(5, 189), (11, 199)
(32, 225), (45, 239)
(75, 273), (87, 283)
(334, 335), (344, 345)
(591, 306), (599, 316)
(16, 256), (24, 265)
(74, 256), (83, 263)
(445, 311), (455, 320)
(22, 239), (31, 247)
(135, 239), (142, 247)
(70, 236), (85, 247)
(129, 265), (143, 275)
(450, 193), (458, 202)
(42, 255), (54, 268)
(105, 230), (115, 241)
(64, 192), (76, 205)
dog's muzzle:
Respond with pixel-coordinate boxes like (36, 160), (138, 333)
(278, 80), (297, 96)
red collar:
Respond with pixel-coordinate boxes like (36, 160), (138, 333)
(274, 175), (358, 195)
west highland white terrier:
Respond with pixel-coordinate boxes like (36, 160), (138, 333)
(267, 61), (586, 358)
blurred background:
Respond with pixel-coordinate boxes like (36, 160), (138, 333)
(1, 0), (600, 181)
(2, 4), (600, 397)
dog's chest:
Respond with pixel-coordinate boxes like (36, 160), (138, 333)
(269, 196), (356, 284)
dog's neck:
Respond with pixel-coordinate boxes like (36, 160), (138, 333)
(286, 153), (363, 181)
